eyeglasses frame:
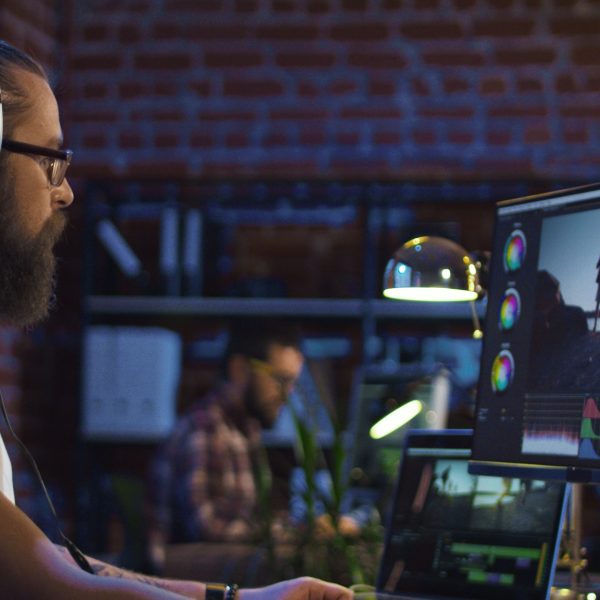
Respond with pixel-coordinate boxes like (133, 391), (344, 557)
(1, 138), (73, 187)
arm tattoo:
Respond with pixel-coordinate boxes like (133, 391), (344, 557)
(54, 544), (192, 594)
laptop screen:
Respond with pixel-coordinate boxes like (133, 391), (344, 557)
(377, 430), (568, 600)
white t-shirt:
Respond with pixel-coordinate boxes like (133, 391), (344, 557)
(0, 432), (15, 503)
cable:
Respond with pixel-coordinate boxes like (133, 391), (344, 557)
(0, 388), (95, 574)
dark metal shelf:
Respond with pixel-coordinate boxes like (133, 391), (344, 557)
(86, 295), (487, 320)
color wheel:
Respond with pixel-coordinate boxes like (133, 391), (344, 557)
(499, 288), (521, 331)
(491, 350), (515, 393)
(503, 230), (526, 272)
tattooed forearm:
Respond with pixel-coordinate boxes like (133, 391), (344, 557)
(54, 544), (203, 598)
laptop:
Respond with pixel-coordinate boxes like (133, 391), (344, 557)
(372, 429), (569, 600)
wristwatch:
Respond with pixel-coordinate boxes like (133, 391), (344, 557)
(206, 583), (239, 600)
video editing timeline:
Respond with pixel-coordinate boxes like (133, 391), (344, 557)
(379, 448), (563, 598)
(471, 184), (600, 475)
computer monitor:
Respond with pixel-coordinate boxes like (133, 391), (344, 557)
(470, 182), (600, 482)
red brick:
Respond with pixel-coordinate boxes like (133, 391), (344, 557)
(347, 52), (406, 69)
(412, 130), (436, 144)
(480, 77), (507, 94)
(399, 21), (463, 39)
(198, 109), (256, 121)
(563, 129), (588, 144)
(297, 81), (320, 97)
(473, 18), (534, 36)
(495, 48), (556, 66)
(83, 83), (109, 99)
(453, 0), (476, 7)
(373, 131), (402, 145)
(486, 130), (512, 145)
(152, 22), (184, 40)
(419, 106), (474, 118)
(572, 46), (600, 66)
(340, 107), (403, 119)
(263, 132), (288, 146)
(555, 74), (578, 93)
(550, 16), (600, 35)
(188, 25), (248, 40)
(307, 1), (331, 13)
(487, 0), (514, 8)
(383, 0), (403, 7)
(448, 131), (475, 144)
(223, 79), (284, 97)
(423, 50), (485, 67)
(330, 80), (359, 95)
(335, 131), (360, 145)
(130, 108), (186, 122)
(341, 0), (368, 9)
(411, 77), (432, 96)
(119, 82), (146, 99)
(190, 133), (214, 148)
(524, 127), (551, 144)
(154, 133), (180, 148)
(167, 0), (224, 9)
(225, 132), (250, 147)
(414, 0), (440, 8)
(488, 105), (547, 118)
(72, 54), (122, 70)
(368, 80), (396, 96)
(560, 105), (600, 118)
(271, 107), (330, 120)
(205, 52), (263, 68)
(516, 77), (544, 93)
(443, 76), (470, 94)
(82, 133), (108, 149)
(135, 53), (192, 70)
(257, 24), (319, 40)
(271, 0), (297, 11)
(70, 110), (118, 123)
(234, 0), (259, 12)
(299, 130), (327, 145)
(118, 24), (142, 44)
(330, 23), (389, 42)
(82, 24), (110, 42)
(190, 81), (211, 96)
(119, 132), (143, 149)
(276, 52), (336, 68)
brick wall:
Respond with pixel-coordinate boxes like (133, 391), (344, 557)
(66, 0), (600, 181)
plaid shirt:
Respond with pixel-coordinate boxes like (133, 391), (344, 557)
(148, 383), (264, 543)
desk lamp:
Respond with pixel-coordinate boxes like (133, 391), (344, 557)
(370, 236), (484, 439)
(383, 235), (485, 339)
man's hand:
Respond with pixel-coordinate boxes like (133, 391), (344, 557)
(239, 577), (352, 600)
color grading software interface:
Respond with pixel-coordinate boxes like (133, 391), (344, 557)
(473, 188), (600, 471)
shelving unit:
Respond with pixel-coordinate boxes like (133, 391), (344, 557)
(86, 295), (486, 320)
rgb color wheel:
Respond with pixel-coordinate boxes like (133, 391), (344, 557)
(503, 230), (527, 272)
(499, 288), (521, 331)
(491, 350), (515, 393)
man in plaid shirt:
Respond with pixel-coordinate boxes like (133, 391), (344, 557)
(147, 320), (304, 568)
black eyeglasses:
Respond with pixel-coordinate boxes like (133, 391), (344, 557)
(249, 358), (298, 393)
(2, 139), (73, 187)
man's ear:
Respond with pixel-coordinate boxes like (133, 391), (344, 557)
(227, 354), (251, 386)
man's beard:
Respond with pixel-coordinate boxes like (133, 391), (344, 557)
(244, 381), (280, 429)
(0, 181), (66, 327)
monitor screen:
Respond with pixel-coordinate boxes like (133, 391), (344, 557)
(471, 182), (600, 482)
(378, 430), (568, 600)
